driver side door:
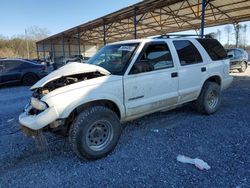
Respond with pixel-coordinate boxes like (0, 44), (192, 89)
(123, 41), (179, 119)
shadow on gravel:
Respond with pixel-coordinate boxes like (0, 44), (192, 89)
(0, 82), (22, 89)
(0, 133), (70, 174)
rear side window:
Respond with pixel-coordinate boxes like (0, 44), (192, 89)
(197, 39), (227, 61)
(3, 60), (21, 69)
(173, 40), (203, 66)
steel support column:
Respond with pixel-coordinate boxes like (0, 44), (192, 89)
(68, 39), (71, 57)
(200, 0), (206, 38)
(42, 42), (45, 59)
(133, 9), (137, 39)
(77, 28), (81, 55)
(50, 40), (53, 61)
(62, 34), (65, 59)
(103, 24), (106, 45)
(36, 43), (39, 59)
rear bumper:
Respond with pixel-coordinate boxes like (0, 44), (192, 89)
(19, 104), (59, 130)
(221, 76), (233, 91)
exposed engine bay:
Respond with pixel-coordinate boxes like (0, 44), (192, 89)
(32, 71), (105, 99)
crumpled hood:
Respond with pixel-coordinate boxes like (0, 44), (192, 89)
(31, 62), (110, 90)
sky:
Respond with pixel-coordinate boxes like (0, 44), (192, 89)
(0, 0), (249, 45)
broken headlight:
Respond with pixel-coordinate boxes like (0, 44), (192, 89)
(31, 97), (47, 111)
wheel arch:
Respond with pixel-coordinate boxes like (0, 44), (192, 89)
(64, 99), (122, 121)
(198, 75), (222, 96)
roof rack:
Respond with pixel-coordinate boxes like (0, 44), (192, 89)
(151, 34), (212, 39)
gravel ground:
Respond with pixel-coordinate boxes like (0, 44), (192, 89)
(0, 69), (250, 188)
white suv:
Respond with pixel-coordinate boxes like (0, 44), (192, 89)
(19, 36), (233, 160)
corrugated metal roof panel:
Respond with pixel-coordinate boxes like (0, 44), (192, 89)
(37, 0), (250, 46)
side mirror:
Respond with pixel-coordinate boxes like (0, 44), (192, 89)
(130, 60), (154, 74)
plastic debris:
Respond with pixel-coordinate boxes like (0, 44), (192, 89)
(177, 154), (211, 170)
(151, 129), (159, 133)
(7, 118), (14, 123)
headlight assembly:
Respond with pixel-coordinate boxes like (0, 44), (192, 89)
(31, 97), (48, 111)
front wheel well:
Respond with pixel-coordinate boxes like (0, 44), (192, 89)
(75, 100), (121, 119)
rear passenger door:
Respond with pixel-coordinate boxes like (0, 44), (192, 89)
(123, 41), (179, 118)
(172, 40), (207, 103)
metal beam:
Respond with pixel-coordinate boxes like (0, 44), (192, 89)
(36, 43), (39, 59)
(77, 28), (81, 55)
(68, 39), (71, 56)
(62, 34), (65, 59)
(133, 9), (137, 39)
(103, 24), (106, 45)
(42, 42), (45, 59)
(200, 0), (206, 37)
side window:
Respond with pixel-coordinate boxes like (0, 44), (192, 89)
(197, 39), (227, 60)
(173, 40), (203, 66)
(4, 60), (21, 69)
(130, 43), (173, 74)
(235, 50), (242, 57)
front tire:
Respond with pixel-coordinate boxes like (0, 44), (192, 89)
(69, 106), (122, 160)
(196, 82), (221, 114)
(238, 61), (247, 73)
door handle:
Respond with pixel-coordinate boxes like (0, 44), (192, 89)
(171, 72), (178, 78)
(201, 67), (206, 72)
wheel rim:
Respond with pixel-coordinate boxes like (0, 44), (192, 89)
(85, 120), (113, 151)
(207, 90), (218, 109)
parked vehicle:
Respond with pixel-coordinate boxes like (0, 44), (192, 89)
(0, 59), (48, 86)
(19, 36), (233, 160)
(65, 55), (89, 64)
(226, 48), (248, 72)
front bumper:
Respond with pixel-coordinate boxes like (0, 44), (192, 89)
(19, 104), (59, 130)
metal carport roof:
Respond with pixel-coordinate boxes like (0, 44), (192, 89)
(37, 0), (250, 58)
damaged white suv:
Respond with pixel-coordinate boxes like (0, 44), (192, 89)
(19, 36), (233, 159)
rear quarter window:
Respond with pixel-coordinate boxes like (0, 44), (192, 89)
(197, 39), (227, 61)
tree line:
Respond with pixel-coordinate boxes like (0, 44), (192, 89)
(211, 23), (249, 50)
(0, 26), (49, 59)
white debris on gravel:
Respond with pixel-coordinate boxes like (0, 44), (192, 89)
(7, 118), (15, 123)
(151, 129), (159, 133)
(177, 154), (211, 170)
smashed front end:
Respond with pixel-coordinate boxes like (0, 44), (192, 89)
(19, 62), (110, 135)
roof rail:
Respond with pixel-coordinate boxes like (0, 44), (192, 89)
(150, 34), (212, 39)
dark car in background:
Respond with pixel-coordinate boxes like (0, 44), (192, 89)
(0, 58), (48, 86)
(65, 55), (89, 64)
(227, 48), (248, 72)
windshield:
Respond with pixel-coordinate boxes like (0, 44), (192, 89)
(87, 43), (139, 75)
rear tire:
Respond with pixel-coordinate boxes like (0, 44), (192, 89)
(196, 82), (221, 114)
(238, 61), (247, 73)
(22, 73), (39, 86)
(69, 106), (121, 160)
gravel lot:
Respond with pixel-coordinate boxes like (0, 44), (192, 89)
(0, 69), (250, 188)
